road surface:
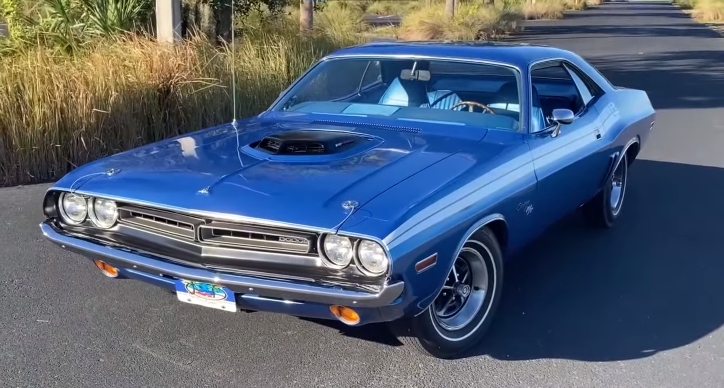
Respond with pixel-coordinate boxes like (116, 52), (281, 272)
(2, 2), (724, 387)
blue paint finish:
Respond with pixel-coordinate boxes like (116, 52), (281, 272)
(526, 105), (606, 229)
(42, 42), (655, 326)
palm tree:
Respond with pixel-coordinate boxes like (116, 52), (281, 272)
(445, 0), (455, 17)
(300, 0), (313, 32)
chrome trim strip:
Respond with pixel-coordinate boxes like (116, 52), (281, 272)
(618, 136), (640, 168)
(40, 221), (403, 308)
(240, 295), (304, 305)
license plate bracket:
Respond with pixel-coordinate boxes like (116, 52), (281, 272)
(174, 279), (237, 313)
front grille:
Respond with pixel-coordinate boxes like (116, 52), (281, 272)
(118, 206), (198, 240)
(199, 222), (312, 254)
(117, 205), (317, 255)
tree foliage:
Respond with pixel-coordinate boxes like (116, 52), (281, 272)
(194, 0), (291, 18)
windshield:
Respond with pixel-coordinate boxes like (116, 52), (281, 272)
(272, 57), (523, 132)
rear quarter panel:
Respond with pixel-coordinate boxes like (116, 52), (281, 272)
(571, 52), (655, 167)
(596, 87), (655, 173)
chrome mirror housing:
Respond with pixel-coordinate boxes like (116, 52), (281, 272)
(551, 108), (575, 125)
(547, 108), (575, 138)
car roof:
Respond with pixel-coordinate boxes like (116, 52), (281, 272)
(324, 41), (579, 69)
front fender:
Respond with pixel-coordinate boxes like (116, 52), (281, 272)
(401, 214), (508, 316)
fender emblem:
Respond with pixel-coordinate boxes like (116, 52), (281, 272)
(525, 204), (534, 215)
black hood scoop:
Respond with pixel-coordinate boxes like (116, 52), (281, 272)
(253, 130), (368, 156)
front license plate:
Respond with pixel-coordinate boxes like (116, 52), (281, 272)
(174, 279), (237, 313)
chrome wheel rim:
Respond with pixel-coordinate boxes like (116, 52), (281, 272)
(610, 155), (628, 216)
(432, 247), (489, 331)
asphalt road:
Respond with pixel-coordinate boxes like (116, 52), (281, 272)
(3, 2), (724, 387)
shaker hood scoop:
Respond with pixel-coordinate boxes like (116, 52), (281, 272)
(251, 129), (372, 156)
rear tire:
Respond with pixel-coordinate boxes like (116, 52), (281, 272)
(582, 152), (628, 228)
(389, 227), (504, 359)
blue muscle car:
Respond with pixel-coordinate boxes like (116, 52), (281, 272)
(40, 41), (655, 359)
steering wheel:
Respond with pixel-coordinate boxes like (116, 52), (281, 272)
(450, 101), (495, 114)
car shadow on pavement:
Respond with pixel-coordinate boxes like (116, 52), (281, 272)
(474, 159), (724, 361)
(590, 50), (724, 110)
(308, 160), (724, 362)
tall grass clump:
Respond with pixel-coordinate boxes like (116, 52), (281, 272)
(0, 22), (363, 186)
(675, 0), (697, 9)
(691, 0), (724, 21)
(520, 0), (566, 20)
(366, 0), (421, 15)
(399, 2), (522, 41)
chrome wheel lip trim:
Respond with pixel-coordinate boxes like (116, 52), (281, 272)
(610, 154), (628, 216)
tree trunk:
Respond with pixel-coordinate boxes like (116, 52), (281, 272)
(299, 0), (313, 32)
(214, 0), (233, 45)
(444, 0), (455, 18)
(181, 0), (215, 41)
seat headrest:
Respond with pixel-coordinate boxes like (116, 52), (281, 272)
(496, 81), (519, 104)
(379, 78), (429, 107)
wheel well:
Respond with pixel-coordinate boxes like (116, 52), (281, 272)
(625, 140), (640, 166)
(480, 219), (508, 254)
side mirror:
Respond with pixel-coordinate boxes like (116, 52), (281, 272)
(551, 109), (575, 125)
(548, 109), (575, 138)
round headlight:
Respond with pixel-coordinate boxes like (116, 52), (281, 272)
(59, 192), (88, 225)
(89, 198), (118, 228)
(322, 235), (354, 268)
(356, 240), (389, 276)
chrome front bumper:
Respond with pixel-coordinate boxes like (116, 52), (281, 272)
(40, 221), (404, 308)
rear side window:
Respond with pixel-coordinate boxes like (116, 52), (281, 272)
(531, 60), (603, 116)
(563, 62), (604, 106)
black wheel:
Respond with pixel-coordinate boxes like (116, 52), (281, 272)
(389, 226), (504, 359)
(582, 152), (628, 228)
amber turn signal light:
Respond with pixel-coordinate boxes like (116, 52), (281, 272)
(94, 259), (119, 278)
(329, 305), (361, 326)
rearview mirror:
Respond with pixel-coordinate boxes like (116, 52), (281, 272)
(400, 69), (431, 82)
(551, 109), (575, 125)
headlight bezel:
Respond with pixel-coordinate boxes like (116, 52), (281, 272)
(88, 197), (119, 229)
(354, 239), (390, 276)
(319, 233), (390, 277)
(319, 234), (355, 269)
(58, 192), (89, 225)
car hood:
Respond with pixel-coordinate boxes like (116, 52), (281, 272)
(51, 115), (485, 230)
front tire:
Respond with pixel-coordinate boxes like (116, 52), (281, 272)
(582, 152), (628, 228)
(389, 227), (504, 359)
